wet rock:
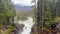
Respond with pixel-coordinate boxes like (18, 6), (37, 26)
(15, 24), (25, 34)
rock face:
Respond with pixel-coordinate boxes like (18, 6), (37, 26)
(14, 24), (25, 34)
(31, 25), (38, 34)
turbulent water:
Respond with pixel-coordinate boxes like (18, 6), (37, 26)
(18, 17), (34, 34)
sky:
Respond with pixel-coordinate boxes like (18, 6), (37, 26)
(11, 0), (35, 6)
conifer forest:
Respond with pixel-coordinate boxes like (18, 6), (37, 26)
(0, 0), (60, 34)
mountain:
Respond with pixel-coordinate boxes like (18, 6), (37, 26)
(14, 4), (32, 11)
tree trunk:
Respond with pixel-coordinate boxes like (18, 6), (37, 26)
(37, 0), (45, 34)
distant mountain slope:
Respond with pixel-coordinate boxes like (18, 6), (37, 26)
(14, 4), (32, 11)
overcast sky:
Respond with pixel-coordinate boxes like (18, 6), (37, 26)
(11, 0), (35, 6)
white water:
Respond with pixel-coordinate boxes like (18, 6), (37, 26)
(18, 17), (34, 34)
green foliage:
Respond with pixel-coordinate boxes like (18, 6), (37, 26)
(0, 0), (13, 23)
(44, 0), (52, 27)
(37, 0), (60, 29)
(7, 25), (16, 31)
(1, 25), (16, 34)
(0, 0), (16, 34)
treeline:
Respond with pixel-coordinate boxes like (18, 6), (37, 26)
(16, 10), (33, 21)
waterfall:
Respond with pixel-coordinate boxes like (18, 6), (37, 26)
(18, 17), (34, 34)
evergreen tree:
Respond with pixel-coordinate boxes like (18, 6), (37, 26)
(0, 0), (16, 34)
(37, 0), (45, 34)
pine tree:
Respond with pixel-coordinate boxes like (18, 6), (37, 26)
(37, 0), (45, 34)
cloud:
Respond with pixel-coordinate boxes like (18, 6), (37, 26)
(12, 0), (34, 6)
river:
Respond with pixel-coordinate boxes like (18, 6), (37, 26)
(18, 17), (34, 34)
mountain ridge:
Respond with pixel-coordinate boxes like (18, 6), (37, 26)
(14, 4), (32, 11)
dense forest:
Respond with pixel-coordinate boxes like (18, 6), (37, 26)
(0, 0), (16, 34)
(36, 0), (60, 34)
(29, 0), (60, 34)
(0, 0), (60, 34)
